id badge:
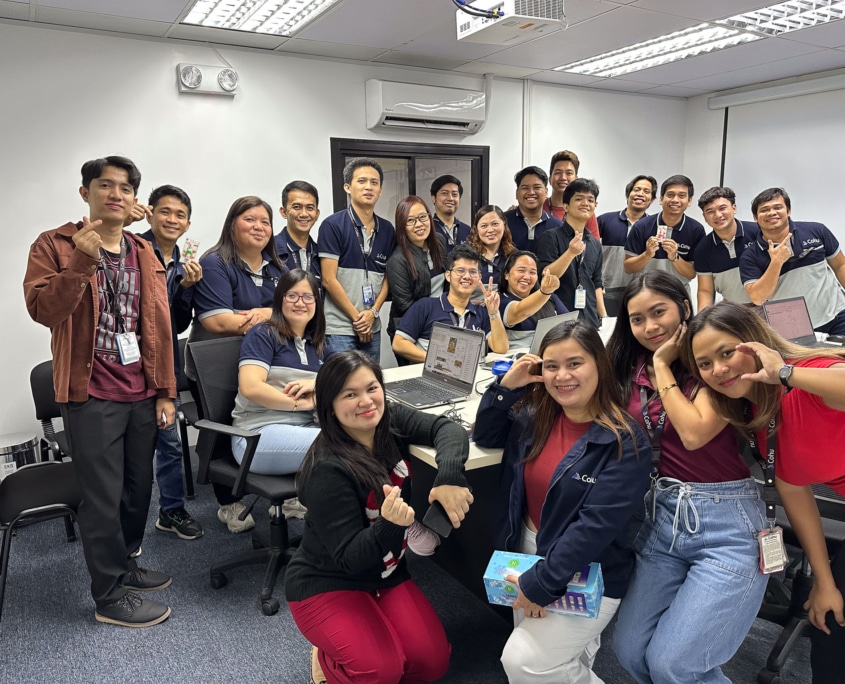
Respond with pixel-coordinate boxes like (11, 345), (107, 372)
(574, 286), (586, 310)
(117, 332), (141, 365)
(758, 526), (788, 574)
(362, 283), (375, 308)
(656, 225), (667, 242)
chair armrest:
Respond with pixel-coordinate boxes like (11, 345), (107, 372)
(193, 419), (261, 496)
(194, 419), (257, 440)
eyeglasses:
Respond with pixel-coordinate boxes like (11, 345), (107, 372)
(406, 213), (431, 227)
(449, 267), (480, 278)
(284, 292), (316, 304)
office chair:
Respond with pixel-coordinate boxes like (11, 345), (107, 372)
(0, 461), (82, 621)
(176, 337), (197, 500)
(189, 337), (299, 616)
(755, 483), (845, 684)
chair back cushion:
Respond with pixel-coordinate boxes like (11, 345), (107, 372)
(30, 361), (61, 422)
(0, 461), (81, 524)
(188, 337), (242, 425)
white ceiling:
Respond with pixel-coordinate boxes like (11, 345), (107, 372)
(3, 0), (845, 97)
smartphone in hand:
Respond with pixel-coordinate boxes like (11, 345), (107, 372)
(422, 501), (454, 538)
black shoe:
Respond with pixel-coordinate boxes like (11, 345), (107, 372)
(156, 507), (204, 540)
(123, 565), (172, 592)
(95, 592), (171, 627)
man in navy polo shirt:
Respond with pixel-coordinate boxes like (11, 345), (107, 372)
(318, 158), (395, 362)
(693, 186), (758, 311)
(740, 187), (845, 334)
(430, 174), (470, 252)
(393, 244), (508, 363)
(536, 178), (605, 329)
(139, 185), (204, 542)
(275, 180), (321, 286)
(505, 166), (563, 252)
(597, 174), (656, 316)
(543, 149), (600, 240)
(624, 174), (705, 296)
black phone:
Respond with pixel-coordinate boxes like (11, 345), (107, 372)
(422, 501), (454, 538)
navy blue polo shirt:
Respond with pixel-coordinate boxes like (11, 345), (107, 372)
(624, 213), (706, 286)
(693, 220), (758, 304)
(275, 227), (321, 284)
(479, 251), (505, 286)
(317, 207), (395, 335)
(192, 250), (284, 320)
(505, 208), (563, 252)
(499, 290), (568, 346)
(433, 214), (471, 252)
(598, 209), (649, 296)
(396, 293), (492, 350)
(739, 219), (845, 327)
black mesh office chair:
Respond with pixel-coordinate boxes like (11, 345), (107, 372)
(176, 337), (197, 500)
(0, 461), (82, 621)
(189, 337), (299, 616)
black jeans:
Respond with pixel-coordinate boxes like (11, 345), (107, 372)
(810, 541), (845, 684)
(61, 396), (157, 607)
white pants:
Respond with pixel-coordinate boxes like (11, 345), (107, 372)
(501, 524), (621, 684)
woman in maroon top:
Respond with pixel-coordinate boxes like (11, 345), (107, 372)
(607, 271), (768, 684)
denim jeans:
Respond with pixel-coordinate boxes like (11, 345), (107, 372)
(327, 334), (381, 363)
(613, 477), (768, 684)
(231, 421), (320, 476)
(155, 396), (185, 513)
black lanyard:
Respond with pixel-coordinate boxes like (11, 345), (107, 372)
(285, 238), (311, 272)
(743, 404), (778, 523)
(99, 236), (127, 333)
(347, 206), (378, 281)
(239, 260), (279, 288)
(639, 385), (666, 471)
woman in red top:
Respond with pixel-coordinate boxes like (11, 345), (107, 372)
(686, 300), (845, 684)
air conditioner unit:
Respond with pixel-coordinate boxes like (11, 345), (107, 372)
(365, 80), (486, 135)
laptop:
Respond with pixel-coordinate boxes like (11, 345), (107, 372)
(385, 322), (485, 409)
(528, 311), (581, 355)
(761, 296), (842, 348)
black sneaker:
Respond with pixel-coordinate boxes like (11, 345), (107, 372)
(123, 565), (172, 592)
(156, 507), (204, 540)
(95, 592), (171, 627)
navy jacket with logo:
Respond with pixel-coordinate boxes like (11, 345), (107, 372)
(474, 380), (651, 604)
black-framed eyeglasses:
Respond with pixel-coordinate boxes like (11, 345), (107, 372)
(406, 213), (431, 227)
(284, 292), (316, 304)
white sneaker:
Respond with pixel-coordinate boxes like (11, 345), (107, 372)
(217, 502), (256, 534)
(407, 520), (440, 557)
(281, 497), (307, 520)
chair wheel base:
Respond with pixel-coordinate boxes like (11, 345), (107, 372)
(261, 598), (280, 616)
(210, 573), (228, 589)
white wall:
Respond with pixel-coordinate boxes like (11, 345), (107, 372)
(682, 94), (725, 198)
(0, 21), (689, 435)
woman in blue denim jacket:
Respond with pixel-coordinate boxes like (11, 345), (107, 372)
(475, 320), (651, 683)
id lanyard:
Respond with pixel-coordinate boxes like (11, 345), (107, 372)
(99, 237), (128, 334)
(743, 405), (778, 526)
(639, 385), (666, 474)
(347, 206), (378, 282)
(285, 237), (311, 273)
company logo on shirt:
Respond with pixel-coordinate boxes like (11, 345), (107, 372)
(572, 472), (597, 484)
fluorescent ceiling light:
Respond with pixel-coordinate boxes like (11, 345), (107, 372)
(183, 0), (342, 36)
(556, 0), (845, 78)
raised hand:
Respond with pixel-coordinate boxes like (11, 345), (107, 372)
(662, 238), (679, 262)
(180, 260), (202, 288)
(381, 484), (414, 527)
(736, 341), (785, 384)
(567, 230), (586, 257)
(768, 235), (792, 266)
(539, 269), (559, 295)
(653, 322), (685, 367)
(645, 235), (660, 258)
(483, 277), (500, 315)
(124, 202), (152, 227)
(500, 353), (544, 391)
(73, 217), (104, 259)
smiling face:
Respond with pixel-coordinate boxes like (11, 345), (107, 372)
(701, 197), (737, 235)
(627, 179), (654, 214)
(691, 325), (758, 399)
(475, 210), (504, 248)
(148, 195), (190, 246)
(332, 366), (385, 445)
(563, 191), (597, 225)
(516, 174), (547, 213)
(755, 195), (791, 237)
(445, 257), (481, 297)
(551, 160), (577, 195)
(232, 205), (272, 255)
(505, 255), (538, 297)
(627, 287), (688, 352)
(432, 183), (460, 219)
(344, 165), (382, 210)
(282, 278), (317, 334)
(281, 189), (319, 239)
(79, 165), (136, 225)
(541, 338), (598, 422)
(659, 184), (692, 222)
(404, 201), (431, 248)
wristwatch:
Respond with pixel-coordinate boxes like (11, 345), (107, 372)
(370, 307), (380, 318)
(778, 364), (794, 392)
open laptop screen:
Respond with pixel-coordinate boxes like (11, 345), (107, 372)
(425, 323), (482, 386)
(762, 297), (815, 342)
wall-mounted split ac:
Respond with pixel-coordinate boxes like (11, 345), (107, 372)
(365, 80), (486, 135)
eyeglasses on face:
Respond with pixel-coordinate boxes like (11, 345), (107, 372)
(284, 292), (316, 304)
(449, 267), (480, 278)
(406, 213), (431, 227)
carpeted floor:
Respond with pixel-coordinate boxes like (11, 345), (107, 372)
(0, 472), (812, 683)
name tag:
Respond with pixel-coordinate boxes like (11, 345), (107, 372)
(362, 283), (375, 308)
(117, 332), (141, 365)
(758, 526), (788, 574)
(574, 286), (586, 310)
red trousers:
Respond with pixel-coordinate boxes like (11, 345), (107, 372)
(289, 580), (451, 683)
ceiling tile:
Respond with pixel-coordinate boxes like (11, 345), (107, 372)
(0, 1), (29, 21)
(40, 0), (186, 22)
(371, 50), (467, 71)
(527, 70), (605, 87)
(640, 84), (711, 98)
(168, 23), (288, 49)
(454, 61), (540, 79)
(629, 1), (771, 22)
(400, 21), (506, 62)
(778, 20), (845, 49)
(484, 6), (696, 70)
(34, 6), (171, 36)
(276, 38), (384, 61)
(584, 77), (656, 93)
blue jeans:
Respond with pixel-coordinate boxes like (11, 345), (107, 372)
(327, 334), (381, 363)
(613, 477), (768, 684)
(155, 397), (185, 513)
(231, 421), (320, 476)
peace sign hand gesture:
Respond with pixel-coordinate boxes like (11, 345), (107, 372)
(483, 277), (500, 316)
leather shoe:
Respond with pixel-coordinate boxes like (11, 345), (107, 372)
(95, 592), (171, 627)
(123, 565), (172, 592)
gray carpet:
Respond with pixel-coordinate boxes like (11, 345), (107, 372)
(0, 473), (812, 683)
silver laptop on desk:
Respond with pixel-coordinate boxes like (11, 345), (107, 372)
(385, 323), (485, 409)
(528, 311), (580, 355)
(762, 296), (842, 348)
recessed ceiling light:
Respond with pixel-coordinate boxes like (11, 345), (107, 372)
(556, 0), (845, 78)
(183, 0), (343, 36)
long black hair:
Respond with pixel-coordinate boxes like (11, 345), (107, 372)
(498, 250), (557, 323)
(297, 351), (401, 504)
(267, 269), (326, 356)
(202, 195), (286, 273)
(394, 195), (444, 280)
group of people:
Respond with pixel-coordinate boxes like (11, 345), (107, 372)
(20, 151), (845, 684)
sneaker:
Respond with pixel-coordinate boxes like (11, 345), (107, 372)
(311, 646), (326, 684)
(217, 501), (256, 534)
(281, 497), (307, 519)
(123, 565), (173, 592)
(406, 520), (441, 557)
(156, 507), (204, 540)
(95, 592), (171, 627)
(129, 545), (142, 559)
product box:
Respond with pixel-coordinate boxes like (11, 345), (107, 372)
(483, 551), (604, 618)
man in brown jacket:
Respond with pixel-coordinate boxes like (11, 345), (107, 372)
(23, 155), (176, 628)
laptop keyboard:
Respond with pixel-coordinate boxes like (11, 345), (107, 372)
(397, 377), (466, 402)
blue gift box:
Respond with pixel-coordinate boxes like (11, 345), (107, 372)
(483, 551), (604, 619)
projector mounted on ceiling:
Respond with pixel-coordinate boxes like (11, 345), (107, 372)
(456, 0), (563, 46)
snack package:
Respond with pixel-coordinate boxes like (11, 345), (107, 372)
(181, 238), (200, 263)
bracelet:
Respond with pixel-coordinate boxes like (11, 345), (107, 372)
(489, 312), (501, 320)
(659, 383), (678, 396)
(539, 288), (554, 296)
(292, 399), (298, 412)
